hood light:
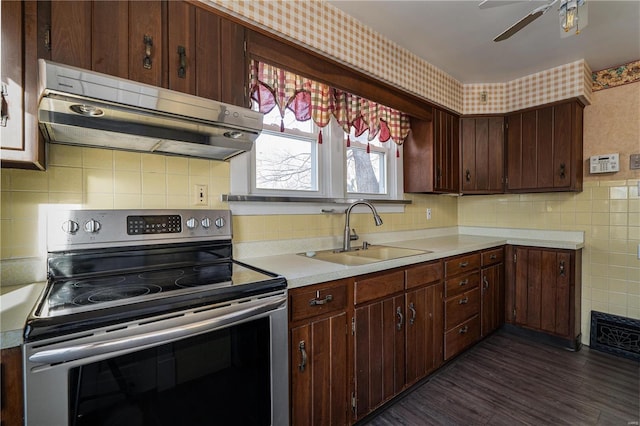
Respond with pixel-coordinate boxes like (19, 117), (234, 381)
(70, 104), (104, 117)
(224, 131), (243, 139)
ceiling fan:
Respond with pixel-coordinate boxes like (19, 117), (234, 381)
(481, 0), (588, 42)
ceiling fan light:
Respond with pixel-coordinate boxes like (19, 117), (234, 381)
(559, 0), (587, 37)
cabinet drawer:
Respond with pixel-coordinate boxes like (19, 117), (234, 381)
(445, 271), (479, 298)
(445, 287), (480, 330)
(444, 252), (480, 277)
(482, 247), (504, 267)
(354, 270), (404, 305)
(444, 315), (480, 360)
(406, 261), (442, 289)
(290, 279), (348, 322)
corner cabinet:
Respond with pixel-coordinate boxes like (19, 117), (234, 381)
(506, 99), (584, 192)
(404, 109), (460, 194)
(460, 117), (504, 194)
(505, 245), (582, 350)
(289, 279), (349, 426)
(1, 0), (45, 170)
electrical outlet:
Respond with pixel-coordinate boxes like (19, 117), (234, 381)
(194, 184), (208, 206)
(426, 208), (432, 220)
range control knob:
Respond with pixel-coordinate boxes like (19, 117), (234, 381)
(84, 219), (101, 234)
(214, 217), (226, 229)
(201, 217), (212, 229)
(61, 220), (79, 234)
(185, 217), (198, 229)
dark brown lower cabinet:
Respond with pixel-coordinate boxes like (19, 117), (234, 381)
(1, 346), (24, 426)
(289, 280), (349, 426)
(481, 247), (505, 337)
(404, 261), (444, 386)
(506, 245), (582, 349)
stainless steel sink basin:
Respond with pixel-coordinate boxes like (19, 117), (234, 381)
(300, 245), (431, 266)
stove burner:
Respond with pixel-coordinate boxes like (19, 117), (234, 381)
(73, 284), (163, 305)
(175, 264), (232, 288)
(72, 276), (126, 288)
(139, 270), (185, 280)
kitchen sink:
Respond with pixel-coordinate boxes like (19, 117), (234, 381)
(300, 245), (431, 266)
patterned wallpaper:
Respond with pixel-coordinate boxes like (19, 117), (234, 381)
(592, 60), (640, 92)
(205, 0), (591, 115)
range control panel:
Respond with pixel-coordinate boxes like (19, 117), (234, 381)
(48, 209), (232, 251)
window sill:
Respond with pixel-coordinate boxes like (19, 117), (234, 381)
(222, 194), (410, 215)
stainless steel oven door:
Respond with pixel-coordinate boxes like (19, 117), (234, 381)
(23, 290), (288, 426)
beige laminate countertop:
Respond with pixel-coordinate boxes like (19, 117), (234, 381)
(237, 233), (583, 289)
(0, 228), (584, 349)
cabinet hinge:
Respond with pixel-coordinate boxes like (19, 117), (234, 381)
(351, 317), (356, 335)
(513, 308), (517, 320)
(505, 122), (509, 129)
(513, 253), (517, 263)
(243, 40), (247, 53)
(351, 391), (357, 413)
(44, 26), (51, 51)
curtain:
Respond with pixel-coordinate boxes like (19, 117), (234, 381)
(249, 60), (410, 150)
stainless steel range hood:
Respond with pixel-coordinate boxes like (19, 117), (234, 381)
(37, 60), (262, 161)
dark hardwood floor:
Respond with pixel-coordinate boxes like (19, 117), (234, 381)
(361, 330), (640, 426)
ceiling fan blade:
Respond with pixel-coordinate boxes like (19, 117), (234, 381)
(493, 0), (558, 42)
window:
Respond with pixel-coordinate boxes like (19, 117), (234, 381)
(230, 108), (403, 206)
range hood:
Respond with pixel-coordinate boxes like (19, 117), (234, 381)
(37, 60), (263, 161)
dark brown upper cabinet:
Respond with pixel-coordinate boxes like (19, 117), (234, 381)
(404, 109), (460, 194)
(460, 117), (505, 194)
(167, 1), (247, 105)
(505, 99), (583, 193)
(1, 0), (46, 170)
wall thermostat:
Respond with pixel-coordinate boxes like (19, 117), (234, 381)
(590, 153), (619, 174)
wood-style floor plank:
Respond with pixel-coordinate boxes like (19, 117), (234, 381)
(361, 330), (640, 426)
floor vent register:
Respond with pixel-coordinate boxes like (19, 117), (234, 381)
(590, 310), (640, 361)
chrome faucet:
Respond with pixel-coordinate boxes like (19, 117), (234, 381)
(342, 201), (383, 252)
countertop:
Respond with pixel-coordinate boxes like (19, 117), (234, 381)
(0, 226), (584, 349)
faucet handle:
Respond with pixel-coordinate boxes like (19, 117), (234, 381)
(350, 228), (359, 241)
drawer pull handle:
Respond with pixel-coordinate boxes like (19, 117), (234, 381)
(458, 297), (469, 305)
(459, 261), (469, 268)
(396, 306), (404, 330)
(459, 279), (469, 287)
(409, 302), (417, 325)
(490, 254), (497, 260)
(298, 341), (307, 372)
(309, 294), (333, 306)
(458, 325), (469, 334)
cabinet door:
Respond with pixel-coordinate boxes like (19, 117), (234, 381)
(403, 116), (435, 193)
(405, 282), (443, 386)
(50, 1), (92, 68)
(167, 1), (196, 94)
(291, 312), (348, 426)
(461, 117), (504, 194)
(553, 102), (573, 189)
(1, 0), (45, 170)
(434, 109), (459, 193)
(0, 346), (24, 425)
(481, 262), (504, 336)
(220, 18), (247, 106)
(354, 294), (405, 419)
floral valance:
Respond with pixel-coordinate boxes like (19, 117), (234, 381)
(249, 60), (411, 146)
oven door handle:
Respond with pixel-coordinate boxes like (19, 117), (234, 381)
(29, 295), (286, 364)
